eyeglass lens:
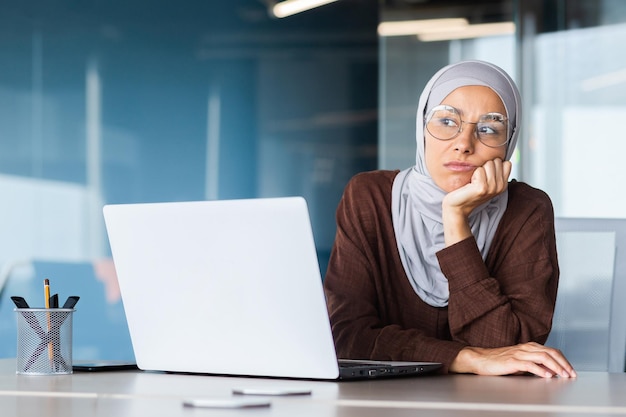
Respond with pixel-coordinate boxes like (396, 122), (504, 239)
(426, 105), (509, 147)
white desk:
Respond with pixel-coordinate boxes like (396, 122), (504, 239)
(1, 359), (626, 416)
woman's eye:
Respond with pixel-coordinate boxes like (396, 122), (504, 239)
(478, 124), (496, 134)
(440, 117), (458, 127)
(477, 123), (505, 137)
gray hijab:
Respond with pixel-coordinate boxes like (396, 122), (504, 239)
(391, 60), (522, 307)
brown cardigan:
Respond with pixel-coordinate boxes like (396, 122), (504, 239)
(323, 170), (559, 373)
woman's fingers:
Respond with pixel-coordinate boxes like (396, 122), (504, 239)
(517, 343), (577, 378)
(454, 342), (578, 378)
(441, 158), (513, 239)
(447, 158), (511, 212)
(475, 158), (512, 195)
(509, 344), (575, 378)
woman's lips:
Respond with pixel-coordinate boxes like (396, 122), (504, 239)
(444, 161), (477, 172)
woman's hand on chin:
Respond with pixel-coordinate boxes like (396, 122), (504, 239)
(443, 158), (512, 217)
(441, 158), (512, 247)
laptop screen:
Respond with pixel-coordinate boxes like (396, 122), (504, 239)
(103, 197), (341, 379)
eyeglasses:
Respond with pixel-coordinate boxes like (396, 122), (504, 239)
(425, 105), (510, 148)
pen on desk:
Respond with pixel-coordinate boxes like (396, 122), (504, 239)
(43, 279), (54, 367)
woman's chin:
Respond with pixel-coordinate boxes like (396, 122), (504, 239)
(438, 178), (471, 193)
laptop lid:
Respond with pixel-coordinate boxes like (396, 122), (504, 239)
(103, 197), (441, 380)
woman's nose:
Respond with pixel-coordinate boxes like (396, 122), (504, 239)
(453, 122), (476, 153)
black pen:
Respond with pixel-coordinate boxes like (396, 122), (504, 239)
(11, 296), (30, 309)
(49, 294), (59, 309)
(62, 296), (80, 309)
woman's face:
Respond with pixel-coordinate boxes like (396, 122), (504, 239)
(424, 85), (507, 193)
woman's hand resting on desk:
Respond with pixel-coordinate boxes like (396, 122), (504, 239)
(449, 342), (577, 378)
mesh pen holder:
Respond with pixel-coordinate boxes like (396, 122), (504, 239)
(15, 308), (74, 375)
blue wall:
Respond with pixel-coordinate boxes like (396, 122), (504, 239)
(0, 0), (378, 360)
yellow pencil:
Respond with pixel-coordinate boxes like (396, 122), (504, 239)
(44, 279), (50, 308)
(44, 279), (54, 367)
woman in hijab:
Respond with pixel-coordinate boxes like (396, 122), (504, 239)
(323, 60), (575, 378)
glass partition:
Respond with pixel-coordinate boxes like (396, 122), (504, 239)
(519, 0), (626, 217)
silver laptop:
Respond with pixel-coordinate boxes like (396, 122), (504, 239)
(102, 197), (441, 380)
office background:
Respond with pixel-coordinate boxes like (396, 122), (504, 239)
(0, 0), (625, 361)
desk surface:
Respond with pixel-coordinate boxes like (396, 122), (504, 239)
(1, 359), (626, 416)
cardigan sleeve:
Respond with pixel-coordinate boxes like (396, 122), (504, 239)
(323, 172), (465, 372)
(323, 175), (559, 373)
(436, 184), (559, 347)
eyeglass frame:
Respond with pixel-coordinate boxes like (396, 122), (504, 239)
(424, 104), (512, 148)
